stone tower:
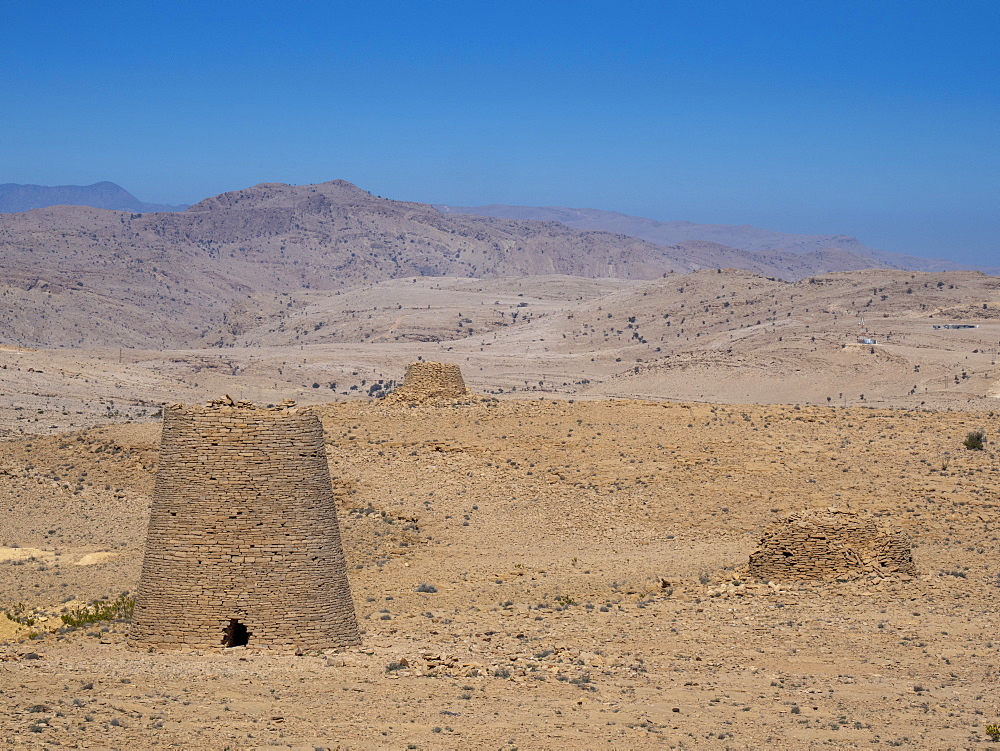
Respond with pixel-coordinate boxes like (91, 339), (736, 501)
(383, 361), (472, 403)
(131, 401), (359, 650)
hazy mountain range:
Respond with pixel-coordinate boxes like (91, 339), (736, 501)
(0, 182), (188, 214)
(0, 180), (683, 348)
(435, 203), (994, 275)
(1, 179), (997, 349)
(3, 180), (991, 276)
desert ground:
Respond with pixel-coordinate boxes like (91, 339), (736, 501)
(2, 268), (1000, 749)
(1, 388), (999, 749)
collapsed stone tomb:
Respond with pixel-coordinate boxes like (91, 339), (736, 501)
(748, 508), (916, 582)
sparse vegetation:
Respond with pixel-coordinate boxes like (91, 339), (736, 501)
(964, 430), (986, 450)
(3, 602), (37, 626)
(59, 595), (134, 628)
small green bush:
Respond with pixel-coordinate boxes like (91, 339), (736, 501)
(964, 431), (986, 450)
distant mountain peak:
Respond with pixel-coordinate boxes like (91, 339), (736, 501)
(0, 181), (187, 213)
(186, 179), (378, 212)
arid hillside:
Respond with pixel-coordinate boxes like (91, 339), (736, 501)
(4, 180), (995, 350)
(0, 181), (699, 348)
(0, 268), (998, 442)
(210, 267), (1000, 409)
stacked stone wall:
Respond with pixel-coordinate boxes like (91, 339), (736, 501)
(383, 361), (473, 403)
(131, 403), (359, 650)
(749, 508), (916, 582)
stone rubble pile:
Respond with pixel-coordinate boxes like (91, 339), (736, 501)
(355, 645), (624, 683)
(749, 507), (916, 582)
(202, 395), (297, 411)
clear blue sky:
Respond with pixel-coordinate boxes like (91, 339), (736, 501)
(3, 1), (997, 264)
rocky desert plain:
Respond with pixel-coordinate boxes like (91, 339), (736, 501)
(2, 182), (1000, 749)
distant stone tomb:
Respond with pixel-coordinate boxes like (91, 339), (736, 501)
(748, 508), (916, 582)
(383, 361), (474, 403)
(131, 398), (359, 650)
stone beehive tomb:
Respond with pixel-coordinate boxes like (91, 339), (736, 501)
(131, 400), (359, 651)
(748, 508), (916, 582)
(383, 361), (473, 403)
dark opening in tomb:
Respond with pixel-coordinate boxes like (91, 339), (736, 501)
(222, 618), (251, 648)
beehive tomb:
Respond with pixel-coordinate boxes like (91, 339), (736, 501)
(382, 361), (474, 403)
(131, 399), (359, 650)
